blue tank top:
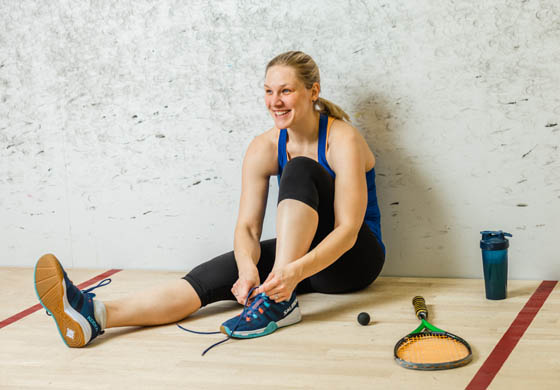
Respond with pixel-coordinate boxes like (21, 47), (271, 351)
(277, 114), (385, 254)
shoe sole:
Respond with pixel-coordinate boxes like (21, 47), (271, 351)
(220, 306), (302, 339)
(34, 254), (91, 348)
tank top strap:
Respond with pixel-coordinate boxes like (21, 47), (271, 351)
(317, 114), (336, 178)
(277, 128), (288, 183)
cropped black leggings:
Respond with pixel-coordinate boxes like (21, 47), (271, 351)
(183, 156), (385, 307)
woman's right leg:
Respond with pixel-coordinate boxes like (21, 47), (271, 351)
(106, 239), (278, 328)
(35, 241), (277, 347)
(105, 279), (201, 328)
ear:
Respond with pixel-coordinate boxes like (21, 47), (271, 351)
(311, 82), (320, 101)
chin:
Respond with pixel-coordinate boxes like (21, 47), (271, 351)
(275, 118), (292, 129)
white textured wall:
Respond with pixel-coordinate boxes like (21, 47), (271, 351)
(1, 0), (559, 279)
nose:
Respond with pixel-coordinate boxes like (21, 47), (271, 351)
(270, 92), (283, 107)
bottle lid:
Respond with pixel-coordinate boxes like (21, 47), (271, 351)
(480, 230), (512, 250)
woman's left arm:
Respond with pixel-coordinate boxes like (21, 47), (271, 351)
(258, 122), (368, 301)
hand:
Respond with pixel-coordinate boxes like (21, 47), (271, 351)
(257, 263), (300, 303)
(231, 267), (260, 305)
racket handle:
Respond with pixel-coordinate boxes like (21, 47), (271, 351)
(413, 296), (428, 320)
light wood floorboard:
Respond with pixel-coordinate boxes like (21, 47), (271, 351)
(0, 267), (558, 389)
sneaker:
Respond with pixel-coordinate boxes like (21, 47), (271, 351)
(220, 291), (301, 339)
(34, 254), (110, 347)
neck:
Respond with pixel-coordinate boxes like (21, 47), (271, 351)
(287, 111), (321, 144)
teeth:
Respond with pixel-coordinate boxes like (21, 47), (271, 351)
(275, 110), (289, 116)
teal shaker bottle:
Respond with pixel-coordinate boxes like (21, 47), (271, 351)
(480, 231), (512, 300)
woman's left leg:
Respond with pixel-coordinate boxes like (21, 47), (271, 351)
(273, 156), (334, 272)
(224, 155), (385, 337)
(220, 156), (332, 337)
(273, 156), (385, 295)
(273, 199), (318, 272)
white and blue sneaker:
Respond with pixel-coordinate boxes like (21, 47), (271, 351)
(220, 291), (301, 339)
(34, 254), (110, 347)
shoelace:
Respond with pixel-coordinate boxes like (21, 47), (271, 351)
(82, 278), (112, 296)
(177, 286), (268, 356)
(45, 278), (112, 317)
(243, 295), (271, 321)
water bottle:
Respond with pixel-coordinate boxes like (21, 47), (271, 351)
(480, 231), (512, 300)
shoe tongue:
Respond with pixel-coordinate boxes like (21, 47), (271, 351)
(245, 297), (261, 315)
(248, 293), (270, 310)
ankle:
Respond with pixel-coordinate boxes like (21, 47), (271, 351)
(93, 300), (107, 331)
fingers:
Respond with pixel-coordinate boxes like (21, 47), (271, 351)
(232, 289), (245, 305)
(269, 290), (289, 303)
(256, 274), (271, 295)
(249, 288), (260, 300)
(260, 277), (280, 296)
(248, 272), (293, 303)
(261, 281), (290, 303)
(236, 290), (247, 305)
(233, 280), (262, 305)
(232, 284), (249, 305)
(238, 288), (260, 305)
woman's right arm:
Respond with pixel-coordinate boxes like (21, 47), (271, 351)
(232, 131), (277, 303)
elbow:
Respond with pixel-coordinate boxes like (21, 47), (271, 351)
(347, 230), (359, 250)
(339, 224), (360, 251)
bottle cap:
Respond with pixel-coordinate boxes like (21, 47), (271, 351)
(480, 230), (512, 250)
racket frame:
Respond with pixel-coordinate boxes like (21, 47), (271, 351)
(394, 311), (473, 370)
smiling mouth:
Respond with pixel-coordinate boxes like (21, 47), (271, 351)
(274, 110), (290, 117)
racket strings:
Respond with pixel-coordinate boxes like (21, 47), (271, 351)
(397, 333), (469, 364)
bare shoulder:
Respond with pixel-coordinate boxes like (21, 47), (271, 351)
(244, 127), (279, 177)
(329, 119), (363, 143)
(247, 127), (277, 156)
(328, 119), (375, 170)
(256, 127), (279, 145)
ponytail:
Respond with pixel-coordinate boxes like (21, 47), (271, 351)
(316, 97), (351, 122)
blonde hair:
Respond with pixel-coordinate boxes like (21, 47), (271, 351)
(266, 51), (351, 122)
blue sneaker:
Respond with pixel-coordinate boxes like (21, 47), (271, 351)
(220, 292), (301, 339)
(34, 254), (110, 347)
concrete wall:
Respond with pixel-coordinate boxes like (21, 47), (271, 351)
(1, 0), (559, 279)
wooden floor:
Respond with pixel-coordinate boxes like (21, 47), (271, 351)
(1, 267), (558, 389)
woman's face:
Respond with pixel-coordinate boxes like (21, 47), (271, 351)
(264, 65), (318, 129)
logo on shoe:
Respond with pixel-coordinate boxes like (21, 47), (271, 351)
(87, 316), (99, 332)
(283, 300), (298, 316)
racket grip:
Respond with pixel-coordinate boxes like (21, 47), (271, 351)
(413, 296), (428, 320)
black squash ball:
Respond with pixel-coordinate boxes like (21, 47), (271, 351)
(357, 312), (370, 326)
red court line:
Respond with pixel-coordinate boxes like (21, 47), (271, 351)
(0, 268), (122, 330)
(466, 280), (558, 390)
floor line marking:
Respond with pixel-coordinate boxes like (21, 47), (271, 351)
(465, 280), (558, 390)
(0, 268), (122, 330)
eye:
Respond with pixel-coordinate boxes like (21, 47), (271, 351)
(265, 89), (272, 95)
(282, 88), (291, 94)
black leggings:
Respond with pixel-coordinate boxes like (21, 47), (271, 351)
(183, 156), (385, 307)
